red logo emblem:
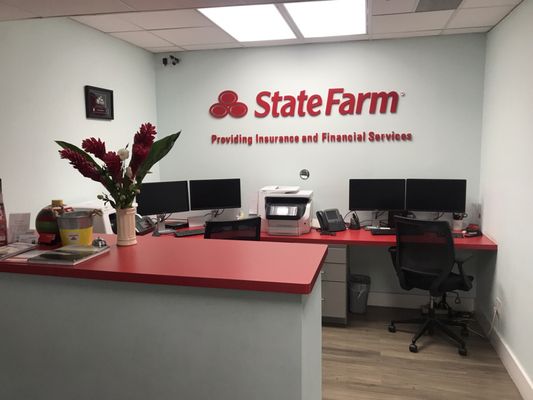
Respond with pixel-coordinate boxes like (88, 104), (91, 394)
(209, 90), (248, 118)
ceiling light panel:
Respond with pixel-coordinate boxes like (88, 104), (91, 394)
(284, 0), (367, 38)
(198, 4), (295, 42)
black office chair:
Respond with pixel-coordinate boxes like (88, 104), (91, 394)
(388, 217), (473, 356)
(204, 217), (261, 241)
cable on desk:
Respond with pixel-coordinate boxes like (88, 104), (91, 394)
(433, 212), (444, 220)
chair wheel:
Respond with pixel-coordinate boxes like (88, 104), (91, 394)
(461, 328), (469, 337)
(388, 324), (396, 333)
(409, 343), (418, 353)
(459, 347), (468, 356)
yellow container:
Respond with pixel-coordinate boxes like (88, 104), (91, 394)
(57, 211), (94, 246)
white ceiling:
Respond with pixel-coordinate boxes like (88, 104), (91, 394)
(0, 0), (523, 53)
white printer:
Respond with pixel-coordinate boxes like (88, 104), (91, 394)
(258, 186), (313, 236)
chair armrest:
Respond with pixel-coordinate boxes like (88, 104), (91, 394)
(455, 253), (473, 265)
(388, 246), (397, 268)
(454, 254), (473, 290)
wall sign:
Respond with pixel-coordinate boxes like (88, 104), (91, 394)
(209, 88), (411, 146)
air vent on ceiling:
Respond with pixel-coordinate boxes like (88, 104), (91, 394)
(415, 0), (463, 12)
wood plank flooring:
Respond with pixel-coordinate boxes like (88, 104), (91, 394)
(323, 306), (522, 400)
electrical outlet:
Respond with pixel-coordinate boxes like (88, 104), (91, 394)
(495, 297), (503, 316)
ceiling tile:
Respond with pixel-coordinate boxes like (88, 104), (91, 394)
(372, 0), (418, 15)
(0, 0), (134, 17)
(152, 26), (237, 46)
(119, 0), (247, 11)
(372, 29), (441, 39)
(441, 26), (491, 34)
(372, 10), (454, 34)
(146, 46), (185, 53)
(447, 6), (514, 28)
(461, 0), (521, 8)
(110, 31), (174, 47)
(71, 15), (142, 33)
(181, 42), (244, 51)
(117, 9), (212, 30)
(0, 2), (36, 21)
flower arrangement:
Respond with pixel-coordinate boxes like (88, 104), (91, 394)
(57, 123), (180, 209)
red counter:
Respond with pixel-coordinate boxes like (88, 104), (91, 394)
(261, 228), (497, 251)
(0, 234), (328, 295)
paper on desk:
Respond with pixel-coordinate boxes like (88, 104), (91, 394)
(8, 213), (31, 243)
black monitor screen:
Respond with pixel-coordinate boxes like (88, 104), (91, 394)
(349, 179), (406, 211)
(189, 178), (241, 211)
(406, 179), (466, 213)
(136, 181), (189, 216)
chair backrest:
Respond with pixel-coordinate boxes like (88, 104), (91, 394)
(204, 217), (261, 241)
(392, 216), (456, 295)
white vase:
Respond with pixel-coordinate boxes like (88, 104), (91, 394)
(116, 207), (137, 246)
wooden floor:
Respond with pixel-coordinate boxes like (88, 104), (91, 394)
(323, 306), (522, 400)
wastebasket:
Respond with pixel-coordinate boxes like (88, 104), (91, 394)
(57, 211), (94, 246)
(349, 274), (371, 314)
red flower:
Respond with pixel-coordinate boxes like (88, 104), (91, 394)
(82, 137), (107, 160)
(103, 151), (122, 182)
(59, 149), (101, 182)
(133, 123), (157, 147)
(129, 143), (150, 177)
(128, 123), (157, 178)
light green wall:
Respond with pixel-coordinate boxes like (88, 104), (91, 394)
(479, 0), (533, 392)
(0, 17), (158, 220)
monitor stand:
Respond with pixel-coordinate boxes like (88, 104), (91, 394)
(152, 214), (175, 236)
(387, 210), (408, 228)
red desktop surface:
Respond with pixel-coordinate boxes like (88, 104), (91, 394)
(261, 228), (497, 251)
(0, 234), (327, 295)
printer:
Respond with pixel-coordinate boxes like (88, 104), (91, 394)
(258, 186), (313, 236)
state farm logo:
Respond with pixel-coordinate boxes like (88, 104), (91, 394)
(210, 88), (401, 119)
(209, 90), (248, 118)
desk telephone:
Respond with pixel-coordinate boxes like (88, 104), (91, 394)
(109, 214), (155, 235)
(316, 209), (346, 233)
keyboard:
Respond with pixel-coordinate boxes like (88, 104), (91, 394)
(370, 228), (396, 235)
(175, 228), (205, 237)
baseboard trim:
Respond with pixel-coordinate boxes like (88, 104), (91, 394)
(478, 311), (533, 400)
(367, 291), (474, 311)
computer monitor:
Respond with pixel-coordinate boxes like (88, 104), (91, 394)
(136, 180), (189, 216)
(406, 179), (466, 213)
(349, 179), (406, 211)
(189, 178), (241, 211)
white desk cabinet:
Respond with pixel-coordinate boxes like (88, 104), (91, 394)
(321, 245), (348, 324)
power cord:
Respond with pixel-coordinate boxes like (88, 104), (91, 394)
(342, 211), (352, 221)
(433, 212), (444, 220)
(487, 305), (498, 336)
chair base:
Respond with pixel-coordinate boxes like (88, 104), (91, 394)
(388, 314), (469, 356)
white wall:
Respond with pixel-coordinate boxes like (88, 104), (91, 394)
(479, 0), (533, 392)
(155, 35), (486, 296)
(0, 18), (159, 221)
(155, 35), (485, 219)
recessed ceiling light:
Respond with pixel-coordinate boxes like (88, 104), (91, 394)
(284, 0), (367, 38)
(198, 4), (296, 42)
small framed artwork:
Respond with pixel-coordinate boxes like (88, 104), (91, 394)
(84, 85), (114, 120)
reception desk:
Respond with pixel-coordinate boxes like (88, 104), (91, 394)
(0, 235), (327, 400)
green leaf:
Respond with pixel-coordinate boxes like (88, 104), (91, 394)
(135, 131), (181, 184)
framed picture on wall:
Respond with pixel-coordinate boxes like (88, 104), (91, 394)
(84, 85), (114, 120)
